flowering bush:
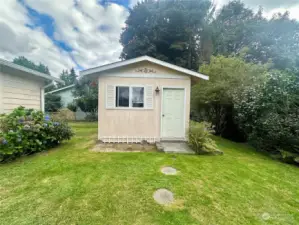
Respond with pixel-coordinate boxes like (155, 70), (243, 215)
(0, 107), (73, 162)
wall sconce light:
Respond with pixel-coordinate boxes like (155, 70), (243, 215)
(155, 86), (160, 94)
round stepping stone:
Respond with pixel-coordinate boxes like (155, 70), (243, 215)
(261, 213), (270, 221)
(161, 166), (177, 175)
(153, 189), (174, 205)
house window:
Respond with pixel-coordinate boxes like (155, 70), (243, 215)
(115, 86), (144, 108)
(116, 86), (129, 107)
(132, 87), (144, 108)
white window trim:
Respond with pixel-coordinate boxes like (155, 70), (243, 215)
(115, 85), (146, 109)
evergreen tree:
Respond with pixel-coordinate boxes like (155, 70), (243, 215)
(13, 56), (51, 75)
(69, 68), (77, 85)
(57, 68), (78, 88)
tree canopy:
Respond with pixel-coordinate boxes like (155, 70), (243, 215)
(13, 56), (51, 75)
(211, 1), (299, 71)
(57, 68), (78, 88)
(121, 0), (299, 72)
(120, 0), (213, 70)
(72, 78), (98, 121)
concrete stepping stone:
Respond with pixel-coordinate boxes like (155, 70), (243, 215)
(153, 189), (174, 205)
(161, 166), (177, 175)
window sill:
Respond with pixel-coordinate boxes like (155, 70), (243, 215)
(106, 107), (153, 110)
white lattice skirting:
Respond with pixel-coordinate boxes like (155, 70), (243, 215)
(100, 136), (159, 144)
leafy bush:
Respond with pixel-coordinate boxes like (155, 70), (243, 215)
(0, 107), (73, 162)
(67, 103), (77, 112)
(191, 55), (269, 141)
(188, 122), (222, 155)
(234, 70), (299, 165)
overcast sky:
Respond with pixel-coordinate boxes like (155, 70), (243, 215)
(0, 0), (298, 77)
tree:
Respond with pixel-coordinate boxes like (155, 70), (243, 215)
(120, 0), (212, 70)
(72, 78), (98, 120)
(191, 55), (269, 140)
(57, 68), (77, 88)
(211, 1), (261, 57)
(45, 94), (62, 112)
(13, 56), (51, 75)
(57, 70), (69, 88)
(69, 68), (77, 85)
(248, 12), (299, 70)
(211, 1), (299, 71)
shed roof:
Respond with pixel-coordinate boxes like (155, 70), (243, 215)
(80, 56), (209, 80)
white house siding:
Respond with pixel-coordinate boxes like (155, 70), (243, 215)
(0, 71), (43, 114)
(56, 88), (74, 107)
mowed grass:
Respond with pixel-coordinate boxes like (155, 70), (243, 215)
(0, 122), (298, 225)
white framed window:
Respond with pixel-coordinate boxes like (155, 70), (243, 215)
(115, 86), (145, 108)
(106, 84), (153, 109)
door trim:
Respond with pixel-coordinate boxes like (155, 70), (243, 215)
(160, 86), (186, 140)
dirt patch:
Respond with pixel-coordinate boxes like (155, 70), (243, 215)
(91, 143), (157, 152)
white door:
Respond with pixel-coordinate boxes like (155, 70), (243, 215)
(161, 88), (185, 139)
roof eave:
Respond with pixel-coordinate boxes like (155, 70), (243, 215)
(80, 56), (209, 80)
(0, 58), (64, 83)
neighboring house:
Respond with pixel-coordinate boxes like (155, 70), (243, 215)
(0, 58), (62, 114)
(46, 84), (86, 120)
(81, 55), (209, 143)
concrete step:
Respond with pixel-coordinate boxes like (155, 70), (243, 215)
(156, 142), (195, 154)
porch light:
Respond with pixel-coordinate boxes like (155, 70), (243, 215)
(155, 86), (160, 94)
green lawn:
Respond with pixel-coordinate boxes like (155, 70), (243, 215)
(0, 122), (298, 225)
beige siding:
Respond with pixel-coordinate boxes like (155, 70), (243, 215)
(0, 71), (43, 113)
(98, 61), (191, 141)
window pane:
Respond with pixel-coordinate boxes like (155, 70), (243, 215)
(116, 86), (129, 107)
(132, 87), (144, 108)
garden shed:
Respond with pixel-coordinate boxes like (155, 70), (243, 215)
(81, 56), (208, 143)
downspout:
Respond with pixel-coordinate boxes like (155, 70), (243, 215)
(41, 82), (55, 112)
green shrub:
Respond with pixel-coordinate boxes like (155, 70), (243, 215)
(0, 107), (73, 162)
(67, 103), (77, 112)
(234, 70), (299, 165)
(188, 122), (222, 155)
